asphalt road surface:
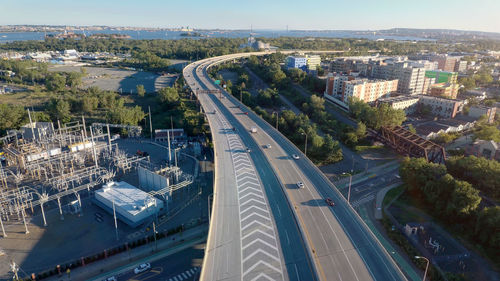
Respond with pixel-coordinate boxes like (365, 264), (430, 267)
(184, 53), (315, 281)
(117, 242), (204, 281)
(184, 52), (408, 281)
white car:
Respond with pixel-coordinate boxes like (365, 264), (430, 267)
(246, 148), (252, 153)
(292, 154), (300, 160)
(296, 181), (304, 188)
(266, 144), (272, 149)
(104, 277), (117, 281)
(134, 263), (151, 274)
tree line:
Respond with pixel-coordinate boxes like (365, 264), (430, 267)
(213, 62), (343, 165)
(399, 157), (499, 265)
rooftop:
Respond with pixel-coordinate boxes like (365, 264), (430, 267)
(95, 181), (159, 217)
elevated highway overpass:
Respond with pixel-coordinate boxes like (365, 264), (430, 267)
(183, 51), (407, 281)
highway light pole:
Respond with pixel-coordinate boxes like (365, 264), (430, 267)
(301, 132), (308, 157)
(415, 256), (429, 281)
(273, 111), (279, 130)
(347, 173), (352, 204)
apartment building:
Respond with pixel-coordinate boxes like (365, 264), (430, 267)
(418, 95), (464, 118)
(341, 78), (398, 103)
(370, 62), (426, 95)
(286, 56), (307, 69)
(377, 95), (420, 114)
(324, 73), (398, 105)
(287, 55), (321, 71)
(429, 83), (459, 99)
(425, 70), (458, 84)
(325, 73), (353, 96)
(422, 77), (436, 94)
(306, 55), (321, 71)
(468, 106), (497, 124)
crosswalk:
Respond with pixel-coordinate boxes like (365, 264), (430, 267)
(167, 267), (199, 281)
(351, 194), (375, 208)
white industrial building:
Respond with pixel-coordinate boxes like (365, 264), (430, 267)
(94, 181), (163, 227)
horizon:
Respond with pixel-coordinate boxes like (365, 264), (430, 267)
(2, 0), (500, 33)
(2, 24), (500, 35)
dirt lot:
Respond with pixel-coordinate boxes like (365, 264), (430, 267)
(49, 65), (178, 93)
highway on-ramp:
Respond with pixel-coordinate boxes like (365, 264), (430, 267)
(184, 52), (407, 281)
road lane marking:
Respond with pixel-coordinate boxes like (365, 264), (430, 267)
(205, 95), (284, 281)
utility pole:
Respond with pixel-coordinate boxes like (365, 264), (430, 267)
(302, 132), (308, 157)
(27, 109), (35, 140)
(0, 214), (6, 237)
(274, 112), (279, 130)
(347, 173), (352, 204)
(112, 199), (119, 241)
(10, 260), (19, 280)
(148, 106), (153, 141)
(167, 124), (171, 165)
(152, 221), (157, 251)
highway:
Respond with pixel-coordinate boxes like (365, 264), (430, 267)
(184, 52), (407, 281)
(184, 53), (315, 281)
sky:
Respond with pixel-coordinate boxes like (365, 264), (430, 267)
(2, 0), (500, 33)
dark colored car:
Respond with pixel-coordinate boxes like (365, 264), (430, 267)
(325, 198), (335, 206)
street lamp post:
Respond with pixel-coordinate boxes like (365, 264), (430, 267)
(347, 173), (352, 204)
(302, 132), (308, 157)
(273, 111), (279, 130)
(415, 256), (430, 281)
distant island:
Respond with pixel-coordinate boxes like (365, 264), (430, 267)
(45, 32), (131, 40)
(1, 25), (500, 41)
(180, 32), (203, 37)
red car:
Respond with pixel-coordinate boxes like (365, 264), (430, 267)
(325, 198), (335, 206)
(244, 112), (249, 115)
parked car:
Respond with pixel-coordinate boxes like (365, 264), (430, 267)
(246, 148), (251, 153)
(265, 144), (272, 149)
(292, 154), (299, 160)
(296, 181), (304, 188)
(134, 263), (151, 274)
(104, 276), (117, 281)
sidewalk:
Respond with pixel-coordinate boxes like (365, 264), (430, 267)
(358, 206), (421, 281)
(44, 224), (208, 281)
(375, 182), (402, 219)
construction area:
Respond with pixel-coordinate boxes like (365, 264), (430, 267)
(0, 114), (206, 279)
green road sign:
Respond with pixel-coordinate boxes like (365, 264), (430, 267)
(214, 80), (221, 85)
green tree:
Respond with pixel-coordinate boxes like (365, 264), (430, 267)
(407, 124), (417, 134)
(474, 124), (500, 142)
(432, 132), (459, 144)
(475, 207), (500, 251)
(66, 72), (83, 89)
(158, 87), (179, 105)
(446, 156), (500, 200)
(81, 96), (99, 114)
(108, 105), (146, 125)
(355, 121), (367, 139)
(46, 73), (66, 92)
(47, 98), (71, 123)
(0, 104), (27, 135)
(136, 84), (146, 97)
(316, 65), (325, 76)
